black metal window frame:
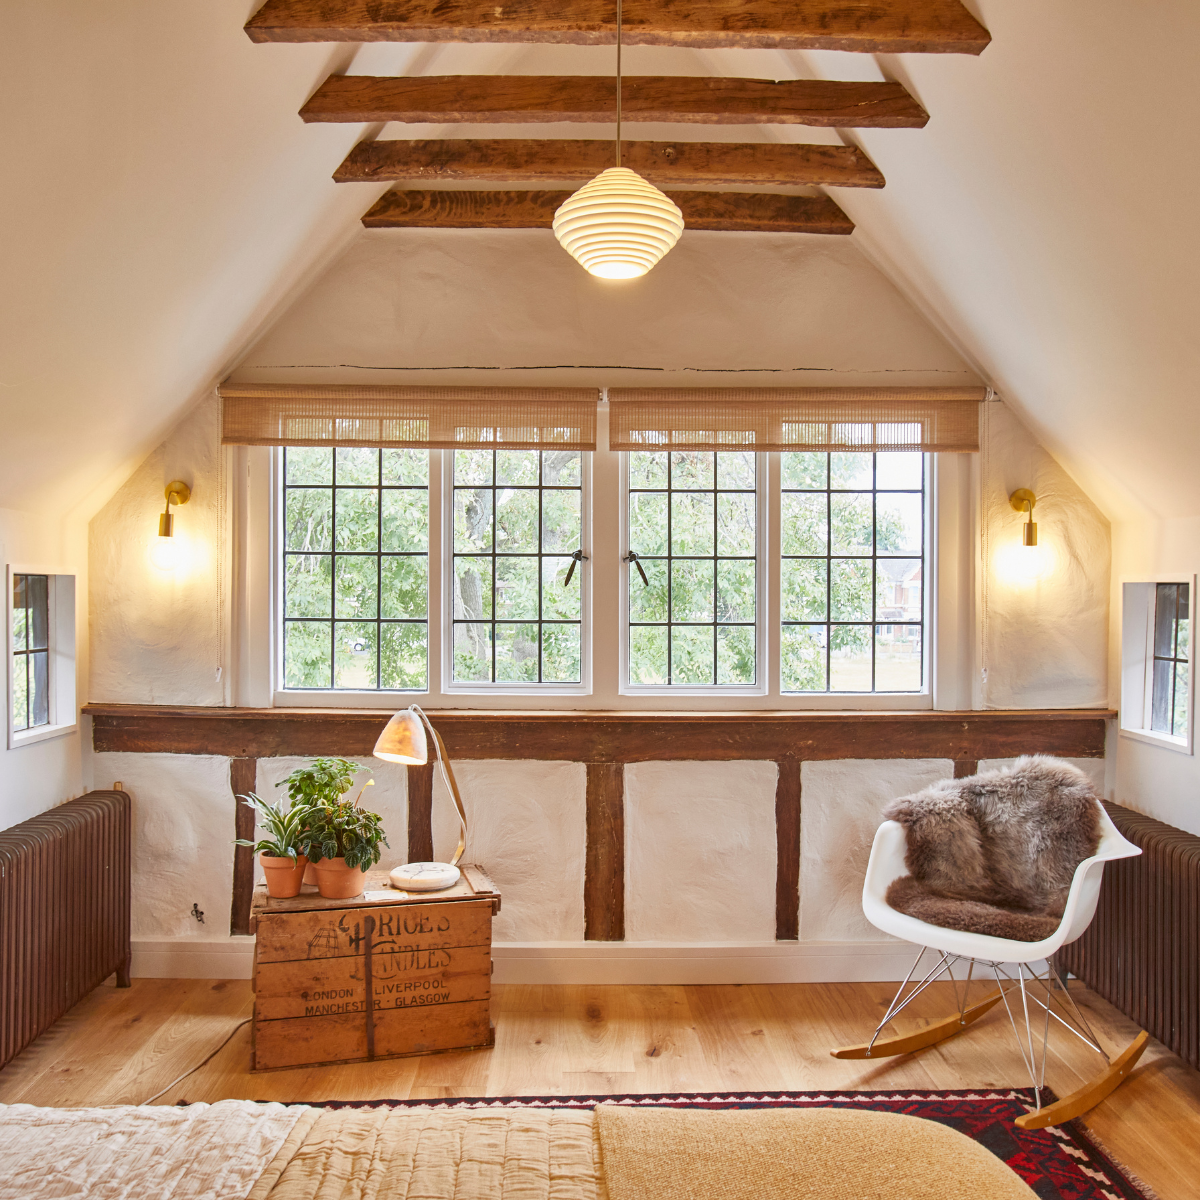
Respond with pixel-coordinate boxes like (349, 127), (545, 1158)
(11, 572), (50, 731)
(781, 451), (927, 694)
(625, 449), (761, 689)
(448, 448), (586, 687)
(280, 447), (429, 692)
(1150, 581), (1191, 738)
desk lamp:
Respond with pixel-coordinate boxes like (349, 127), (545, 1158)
(373, 704), (468, 891)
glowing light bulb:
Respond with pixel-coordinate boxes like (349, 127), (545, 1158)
(151, 535), (179, 571)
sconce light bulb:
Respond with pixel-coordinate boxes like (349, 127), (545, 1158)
(151, 535), (179, 571)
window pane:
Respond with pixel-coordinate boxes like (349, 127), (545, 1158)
(335, 447), (379, 486)
(335, 490), (379, 552)
(1151, 658), (1173, 733)
(284, 621), (332, 689)
(629, 625), (668, 685)
(717, 626), (755, 685)
(671, 560), (715, 623)
(717, 452), (755, 490)
(671, 493), (715, 556)
(30, 651), (49, 727)
(1154, 583), (1178, 658)
(1173, 661), (1190, 739)
(285, 554), (332, 618)
(628, 556), (668, 623)
(876, 625), (923, 691)
(1177, 585), (1190, 658)
(672, 626), (714, 684)
(287, 447), (333, 486)
(629, 493), (668, 555)
(629, 451), (667, 489)
(381, 556), (427, 620)
(782, 559), (827, 622)
(830, 624), (872, 691)
(285, 489), (331, 552)
(671, 450), (714, 490)
(12, 575), (27, 652)
(334, 555), (378, 620)
(781, 625), (826, 692)
(450, 449), (584, 686)
(26, 575), (48, 650)
(717, 493), (756, 556)
(381, 623), (427, 690)
(282, 448), (427, 692)
(717, 560), (756, 623)
(782, 452), (926, 694)
(12, 654), (28, 730)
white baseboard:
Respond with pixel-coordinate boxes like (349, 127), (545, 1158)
(131, 936), (915, 984)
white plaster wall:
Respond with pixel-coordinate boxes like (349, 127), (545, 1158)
(93, 752), (232, 939)
(89, 394), (227, 706)
(980, 400), (1110, 709)
(625, 761), (778, 943)
(253, 756), (408, 881)
(430, 760), (587, 943)
(232, 228), (980, 390)
(799, 759), (953, 942)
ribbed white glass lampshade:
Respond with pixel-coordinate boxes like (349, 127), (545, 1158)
(553, 167), (684, 279)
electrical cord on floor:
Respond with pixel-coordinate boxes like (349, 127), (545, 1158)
(141, 1018), (252, 1105)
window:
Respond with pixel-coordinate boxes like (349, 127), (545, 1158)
(1120, 578), (1194, 753)
(11, 573), (49, 730)
(281, 447), (429, 691)
(1151, 583), (1190, 737)
(7, 568), (76, 747)
(448, 449), (586, 687)
(625, 449), (759, 688)
(780, 451), (926, 692)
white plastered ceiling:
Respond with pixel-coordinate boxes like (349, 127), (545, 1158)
(2, 0), (1197, 529)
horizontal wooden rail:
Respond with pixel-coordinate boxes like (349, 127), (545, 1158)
(334, 138), (885, 189)
(85, 704), (1112, 763)
(302, 75), (929, 128)
(246, 0), (991, 55)
(361, 189), (854, 235)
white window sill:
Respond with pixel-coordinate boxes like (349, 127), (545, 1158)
(8, 720), (78, 750)
(1118, 726), (1193, 755)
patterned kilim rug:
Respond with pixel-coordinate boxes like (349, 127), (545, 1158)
(300, 1089), (1153, 1200)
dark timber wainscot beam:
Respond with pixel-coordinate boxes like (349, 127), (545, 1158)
(245, 0), (991, 54)
(301, 75), (930, 129)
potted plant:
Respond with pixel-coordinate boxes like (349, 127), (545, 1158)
(234, 792), (312, 899)
(278, 758), (389, 899)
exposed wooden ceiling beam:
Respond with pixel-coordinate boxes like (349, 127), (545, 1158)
(361, 188), (855, 234)
(246, 0), (990, 54)
(302, 75), (928, 129)
(335, 139), (885, 188)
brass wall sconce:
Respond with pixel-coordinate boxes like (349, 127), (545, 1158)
(1009, 488), (1037, 546)
(153, 481), (191, 570)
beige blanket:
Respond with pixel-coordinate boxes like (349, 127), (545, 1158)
(0, 1100), (1038, 1200)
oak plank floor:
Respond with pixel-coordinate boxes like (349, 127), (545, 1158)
(0, 979), (1197, 1198)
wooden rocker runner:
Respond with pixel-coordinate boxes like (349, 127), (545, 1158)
(834, 806), (1148, 1130)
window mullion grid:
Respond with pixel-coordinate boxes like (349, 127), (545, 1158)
(666, 450), (674, 685)
(871, 452), (877, 695)
(490, 450), (497, 684)
(375, 449), (382, 691)
(537, 464), (544, 684)
(825, 453), (832, 692)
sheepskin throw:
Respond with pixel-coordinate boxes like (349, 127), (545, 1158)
(883, 756), (1103, 941)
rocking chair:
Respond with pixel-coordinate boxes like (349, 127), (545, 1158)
(832, 803), (1148, 1129)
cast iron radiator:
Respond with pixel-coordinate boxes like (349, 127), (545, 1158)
(0, 790), (131, 1070)
(1058, 800), (1200, 1070)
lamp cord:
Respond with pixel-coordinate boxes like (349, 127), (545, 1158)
(615, 0), (622, 167)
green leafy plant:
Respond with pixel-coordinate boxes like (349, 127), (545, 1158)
(276, 757), (366, 807)
(234, 792), (312, 863)
(300, 798), (389, 870)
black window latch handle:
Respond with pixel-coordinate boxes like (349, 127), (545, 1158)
(563, 549), (588, 586)
(624, 551), (650, 587)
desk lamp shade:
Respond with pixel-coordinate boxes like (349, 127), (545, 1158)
(373, 705), (468, 891)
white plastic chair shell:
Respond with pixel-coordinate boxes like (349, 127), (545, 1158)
(862, 804), (1142, 964)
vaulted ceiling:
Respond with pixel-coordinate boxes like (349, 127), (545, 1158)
(3, 1), (1198, 523)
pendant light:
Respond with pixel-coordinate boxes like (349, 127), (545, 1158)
(552, 0), (684, 278)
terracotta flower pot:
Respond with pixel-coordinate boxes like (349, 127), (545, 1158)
(313, 856), (368, 899)
(260, 852), (307, 899)
(302, 861), (318, 885)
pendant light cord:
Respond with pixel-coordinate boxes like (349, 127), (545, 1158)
(615, 0), (622, 166)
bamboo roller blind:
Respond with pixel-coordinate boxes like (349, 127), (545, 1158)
(219, 384), (599, 451)
(607, 387), (986, 452)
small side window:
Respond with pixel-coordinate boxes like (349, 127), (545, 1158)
(1120, 578), (1194, 753)
(7, 568), (76, 747)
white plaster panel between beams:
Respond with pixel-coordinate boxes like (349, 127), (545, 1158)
(94, 752), (232, 940)
(430, 760), (586, 943)
(799, 758), (953, 943)
(624, 760), (778, 943)
(253, 757), (407, 881)
(977, 758), (1108, 796)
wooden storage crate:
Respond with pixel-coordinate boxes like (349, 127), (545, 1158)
(249, 864), (500, 1071)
